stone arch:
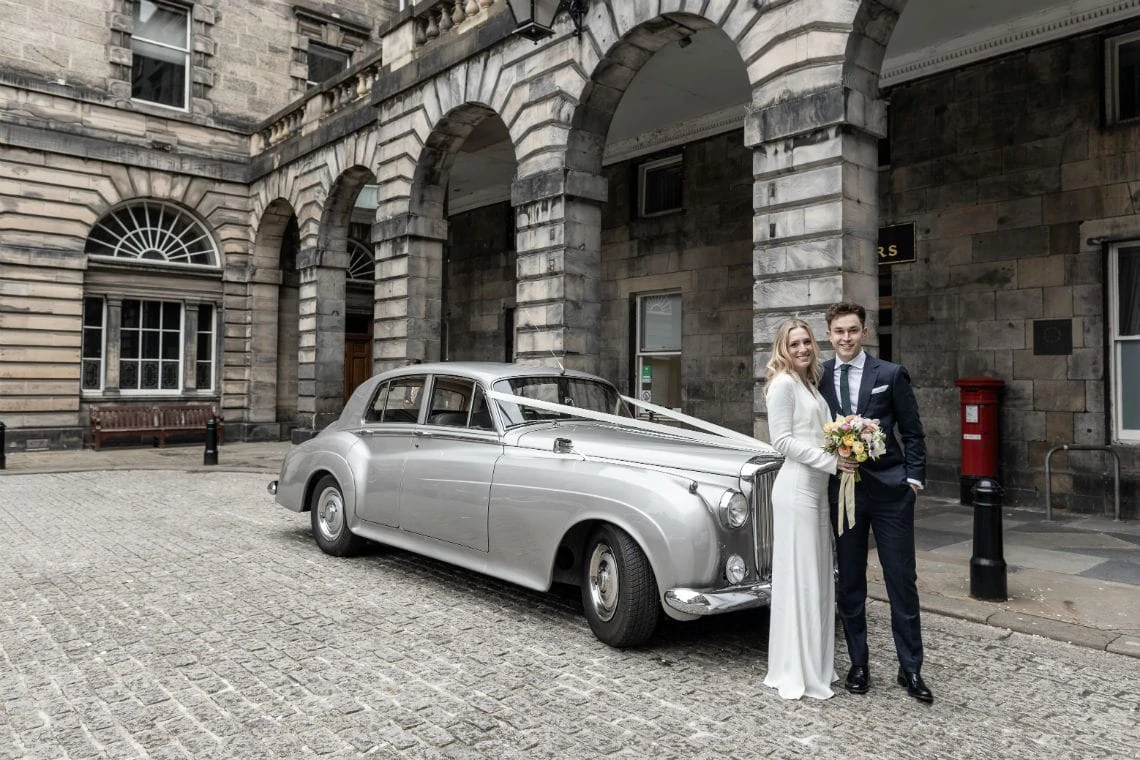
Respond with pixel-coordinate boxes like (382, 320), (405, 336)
(374, 51), (516, 220)
(567, 12), (720, 176)
(246, 196), (301, 439)
(309, 165), (379, 414)
(844, 0), (911, 97)
(373, 51), (520, 367)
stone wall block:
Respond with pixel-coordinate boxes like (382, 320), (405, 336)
(995, 288), (1042, 320)
(755, 165), (842, 210)
(1061, 152), (1140, 191)
(1041, 285), (1073, 318)
(1012, 350), (1068, 381)
(975, 319), (1026, 350)
(1033, 379), (1086, 412)
(1072, 412), (1104, 445)
(972, 227), (1049, 263)
(1042, 184), (1134, 224)
(517, 277), (564, 304)
(1071, 283), (1102, 316)
(995, 197), (1043, 229)
(937, 203), (997, 238)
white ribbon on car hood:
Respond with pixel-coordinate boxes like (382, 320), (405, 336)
(486, 390), (778, 455)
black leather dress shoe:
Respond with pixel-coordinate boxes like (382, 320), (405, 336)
(896, 668), (934, 703)
(844, 665), (869, 694)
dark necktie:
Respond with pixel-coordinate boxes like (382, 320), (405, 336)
(840, 364), (852, 416)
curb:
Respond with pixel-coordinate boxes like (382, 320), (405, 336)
(868, 581), (1140, 659)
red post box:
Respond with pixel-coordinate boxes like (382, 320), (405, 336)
(954, 377), (1004, 504)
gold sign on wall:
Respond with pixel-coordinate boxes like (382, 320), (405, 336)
(878, 223), (916, 266)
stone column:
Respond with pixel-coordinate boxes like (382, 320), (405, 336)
(746, 87), (885, 438)
(247, 269), (283, 426)
(296, 246), (347, 436)
(511, 169), (607, 372)
(371, 213), (447, 371)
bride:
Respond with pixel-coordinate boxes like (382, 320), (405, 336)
(762, 318), (855, 700)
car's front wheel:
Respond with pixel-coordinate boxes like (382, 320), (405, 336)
(310, 475), (362, 557)
(581, 524), (659, 647)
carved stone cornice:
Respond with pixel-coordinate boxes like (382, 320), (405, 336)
(881, 0), (1140, 88)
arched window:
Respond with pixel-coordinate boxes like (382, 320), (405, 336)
(347, 238), (375, 282)
(85, 201), (219, 266)
(82, 201), (222, 396)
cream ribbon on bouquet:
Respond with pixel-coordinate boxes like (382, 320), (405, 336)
(837, 470), (858, 537)
(823, 414), (888, 537)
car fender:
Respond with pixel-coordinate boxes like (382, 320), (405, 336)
(486, 454), (725, 597)
(277, 434), (365, 520)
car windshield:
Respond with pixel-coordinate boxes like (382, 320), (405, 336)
(493, 375), (632, 428)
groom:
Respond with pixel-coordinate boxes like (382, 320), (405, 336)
(819, 301), (933, 703)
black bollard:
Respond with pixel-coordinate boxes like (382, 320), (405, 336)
(969, 478), (1007, 602)
(203, 417), (219, 466)
(0, 420), (6, 470)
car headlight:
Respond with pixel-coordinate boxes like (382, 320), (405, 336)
(718, 490), (749, 529)
(725, 554), (747, 584)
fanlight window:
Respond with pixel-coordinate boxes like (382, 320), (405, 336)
(348, 238), (375, 282)
(85, 202), (219, 267)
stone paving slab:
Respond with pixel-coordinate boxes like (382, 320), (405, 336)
(1, 470), (1138, 759)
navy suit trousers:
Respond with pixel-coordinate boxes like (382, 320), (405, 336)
(831, 486), (924, 673)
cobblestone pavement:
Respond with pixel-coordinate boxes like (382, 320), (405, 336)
(1, 471), (1137, 759)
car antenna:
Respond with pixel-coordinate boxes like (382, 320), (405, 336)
(550, 348), (565, 374)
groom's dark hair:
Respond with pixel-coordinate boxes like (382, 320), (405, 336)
(825, 301), (866, 327)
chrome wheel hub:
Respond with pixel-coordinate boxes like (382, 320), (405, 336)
(316, 487), (344, 540)
(587, 542), (619, 623)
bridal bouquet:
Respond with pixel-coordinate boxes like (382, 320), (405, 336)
(823, 414), (887, 535)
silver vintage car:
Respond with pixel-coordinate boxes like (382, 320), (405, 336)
(269, 362), (782, 647)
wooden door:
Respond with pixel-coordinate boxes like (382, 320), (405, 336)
(344, 334), (372, 402)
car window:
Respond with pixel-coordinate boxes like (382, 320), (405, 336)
(426, 377), (474, 427)
(493, 376), (630, 428)
(469, 391), (494, 430)
(365, 376), (426, 424)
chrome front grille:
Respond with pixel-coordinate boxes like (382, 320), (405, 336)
(750, 462), (779, 581)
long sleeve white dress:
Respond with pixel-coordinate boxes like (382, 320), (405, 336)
(762, 371), (840, 700)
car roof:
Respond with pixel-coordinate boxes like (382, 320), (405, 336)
(376, 362), (609, 386)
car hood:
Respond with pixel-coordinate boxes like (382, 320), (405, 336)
(512, 421), (779, 477)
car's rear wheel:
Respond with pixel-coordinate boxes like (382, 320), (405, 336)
(310, 475), (362, 557)
(581, 524), (659, 647)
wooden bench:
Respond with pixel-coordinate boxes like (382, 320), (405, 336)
(89, 404), (224, 450)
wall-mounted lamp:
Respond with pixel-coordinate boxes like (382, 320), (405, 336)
(507, 0), (588, 43)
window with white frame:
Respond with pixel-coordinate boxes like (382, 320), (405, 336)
(119, 300), (183, 391)
(638, 155), (684, 217)
(1110, 243), (1140, 440)
(634, 292), (682, 411)
(307, 42), (351, 88)
(83, 202), (221, 396)
(131, 0), (190, 109)
(1106, 31), (1140, 124)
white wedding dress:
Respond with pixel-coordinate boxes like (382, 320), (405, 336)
(763, 371), (839, 700)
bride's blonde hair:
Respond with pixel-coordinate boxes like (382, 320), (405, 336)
(765, 318), (822, 393)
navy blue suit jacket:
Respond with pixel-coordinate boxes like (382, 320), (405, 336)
(820, 355), (926, 502)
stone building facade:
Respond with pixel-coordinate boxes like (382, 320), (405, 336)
(0, 0), (1137, 517)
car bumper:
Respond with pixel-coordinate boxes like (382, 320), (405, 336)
(664, 580), (772, 616)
